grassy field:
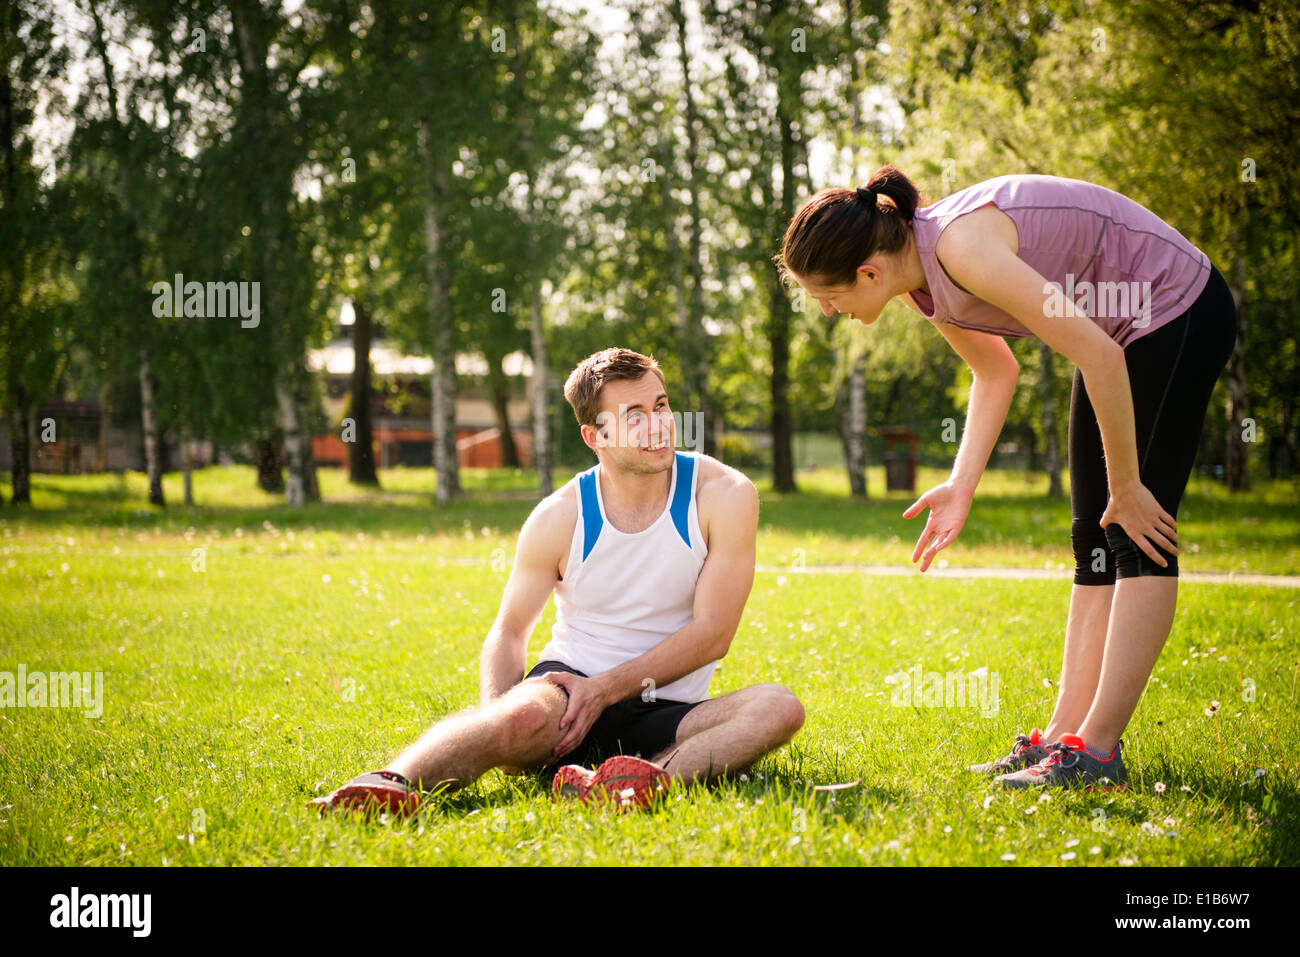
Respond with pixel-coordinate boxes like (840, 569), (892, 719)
(1, 464), (1297, 866)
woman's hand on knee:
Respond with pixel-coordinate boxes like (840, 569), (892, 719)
(1100, 481), (1178, 567)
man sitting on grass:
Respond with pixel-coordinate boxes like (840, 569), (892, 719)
(313, 347), (805, 815)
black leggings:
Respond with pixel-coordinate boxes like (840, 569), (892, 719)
(1070, 264), (1237, 584)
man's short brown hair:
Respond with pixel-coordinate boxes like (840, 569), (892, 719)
(563, 348), (666, 427)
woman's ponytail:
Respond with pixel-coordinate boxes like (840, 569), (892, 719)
(775, 164), (922, 287)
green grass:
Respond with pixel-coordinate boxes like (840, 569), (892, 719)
(1, 465), (1297, 865)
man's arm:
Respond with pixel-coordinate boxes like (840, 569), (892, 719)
(544, 470), (760, 757)
(478, 490), (569, 704)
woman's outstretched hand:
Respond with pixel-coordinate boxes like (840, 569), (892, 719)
(903, 481), (975, 572)
(1099, 481), (1178, 567)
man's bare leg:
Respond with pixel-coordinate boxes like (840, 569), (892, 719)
(651, 684), (804, 784)
(385, 678), (569, 792)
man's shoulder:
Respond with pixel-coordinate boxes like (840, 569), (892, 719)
(520, 477), (580, 546)
(691, 453), (758, 517)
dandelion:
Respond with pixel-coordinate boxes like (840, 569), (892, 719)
(1000, 852), (1016, 861)
(1061, 851), (1077, 861)
(1154, 782), (1166, 794)
(1163, 816), (1178, 828)
(1180, 785), (1192, 793)
(1038, 792), (1051, 803)
(1089, 846), (1101, 855)
(1065, 838), (1080, 848)
(1253, 768), (1266, 780)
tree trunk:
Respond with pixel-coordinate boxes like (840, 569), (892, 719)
(256, 432), (284, 492)
(182, 431), (193, 506)
(1225, 257), (1250, 491)
(670, 0), (714, 456)
(1039, 340), (1062, 496)
(769, 102), (797, 493)
(8, 385), (30, 505)
(656, 135), (694, 415)
(348, 297), (380, 485)
(486, 359), (520, 468)
(838, 0), (870, 497)
(139, 348), (164, 506)
(846, 350), (868, 496)
(528, 264), (552, 496)
(506, 6), (551, 497)
(275, 371), (317, 506)
(418, 118), (460, 503)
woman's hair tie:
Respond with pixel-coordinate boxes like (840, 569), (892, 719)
(855, 185), (877, 206)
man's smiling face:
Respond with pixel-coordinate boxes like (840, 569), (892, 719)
(585, 371), (676, 474)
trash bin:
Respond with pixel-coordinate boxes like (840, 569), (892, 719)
(878, 426), (918, 492)
(885, 452), (911, 492)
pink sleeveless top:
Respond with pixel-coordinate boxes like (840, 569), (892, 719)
(908, 175), (1210, 347)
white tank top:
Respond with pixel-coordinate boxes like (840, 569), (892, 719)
(537, 451), (712, 702)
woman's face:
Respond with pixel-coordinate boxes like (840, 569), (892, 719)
(793, 265), (892, 325)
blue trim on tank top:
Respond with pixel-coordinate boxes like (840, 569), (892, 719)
(578, 466), (602, 561)
(670, 452), (694, 548)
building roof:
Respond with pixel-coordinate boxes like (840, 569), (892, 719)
(307, 341), (534, 379)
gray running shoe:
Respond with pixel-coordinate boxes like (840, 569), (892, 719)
(995, 735), (1128, 790)
(969, 728), (1050, 774)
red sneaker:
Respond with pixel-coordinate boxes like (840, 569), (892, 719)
(552, 756), (671, 810)
(551, 764), (597, 801)
(310, 770), (422, 817)
(588, 755), (671, 810)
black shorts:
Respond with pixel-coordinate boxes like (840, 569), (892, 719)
(522, 661), (704, 770)
(1070, 263), (1237, 583)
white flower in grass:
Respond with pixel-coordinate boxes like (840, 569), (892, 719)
(1154, 782), (1166, 794)
(1060, 851), (1077, 861)
(1000, 852), (1016, 861)
(1119, 857), (1136, 866)
(1163, 816), (1178, 828)
(1064, 838), (1080, 848)
(1025, 805), (1039, 815)
(1037, 792), (1051, 803)
(1089, 846), (1101, 855)
(1253, 768), (1266, 779)
(1180, 785), (1192, 793)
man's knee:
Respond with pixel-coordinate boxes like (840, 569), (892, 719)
(747, 683), (805, 739)
(495, 681), (566, 746)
